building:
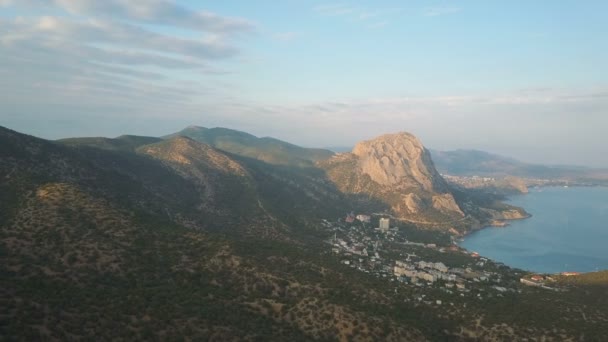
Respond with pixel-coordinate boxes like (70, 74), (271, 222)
(449, 267), (465, 274)
(394, 266), (418, 279)
(433, 262), (448, 273)
(379, 218), (390, 232)
(356, 214), (371, 223)
(395, 260), (412, 269)
(345, 212), (355, 223)
(394, 266), (408, 277)
(530, 275), (544, 282)
(418, 272), (436, 283)
(520, 278), (543, 287)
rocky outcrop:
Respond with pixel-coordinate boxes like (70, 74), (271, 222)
(403, 193), (423, 214)
(432, 194), (464, 216)
(502, 176), (529, 194)
(352, 132), (446, 192)
(320, 132), (464, 221)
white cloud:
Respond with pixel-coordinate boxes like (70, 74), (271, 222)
(423, 6), (461, 17)
(314, 3), (402, 28)
(0, 1), (254, 130)
(367, 21), (388, 29)
(1, 0), (255, 34)
(189, 88), (608, 153)
(4, 16), (240, 58)
(314, 4), (360, 17)
(274, 31), (299, 42)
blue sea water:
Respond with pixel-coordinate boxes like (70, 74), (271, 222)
(460, 187), (608, 274)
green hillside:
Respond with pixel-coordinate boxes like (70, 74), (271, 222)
(2, 125), (607, 341)
(58, 135), (162, 152)
(165, 126), (334, 167)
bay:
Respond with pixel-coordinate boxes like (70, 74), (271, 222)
(460, 186), (608, 274)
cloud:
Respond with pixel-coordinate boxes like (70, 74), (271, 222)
(274, 31), (299, 42)
(314, 3), (402, 28)
(2, 16), (240, 61)
(368, 21), (388, 29)
(189, 87), (608, 150)
(0, 1), (255, 132)
(313, 4), (360, 17)
(423, 6), (461, 17)
(1, 0), (255, 34)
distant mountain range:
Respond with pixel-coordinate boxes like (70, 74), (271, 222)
(430, 149), (608, 182)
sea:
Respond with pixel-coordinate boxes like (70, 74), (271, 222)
(460, 186), (608, 274)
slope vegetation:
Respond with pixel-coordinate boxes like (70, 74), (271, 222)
(165, 126), (334, 167)
(3, 125), (605, 341)
(58, 135), (162, 152)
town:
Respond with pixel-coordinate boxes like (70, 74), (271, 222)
(323, 212), (566, 306)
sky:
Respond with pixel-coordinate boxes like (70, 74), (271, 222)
(0, 0), (607, 167)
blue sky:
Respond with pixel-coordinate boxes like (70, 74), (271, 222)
(1, 0), (607, 166)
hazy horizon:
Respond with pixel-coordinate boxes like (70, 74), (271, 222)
(1, 1), (607, 167)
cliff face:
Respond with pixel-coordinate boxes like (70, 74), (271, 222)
(320, 132), (464, 221)
(352, 132), (447, 192)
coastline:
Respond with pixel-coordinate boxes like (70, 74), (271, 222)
(458, 187), (608, 275)
(460, 207), (532, 239)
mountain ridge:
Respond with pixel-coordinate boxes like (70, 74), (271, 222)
(51, 125), (528, 231)
(317, 132), (529, 229)
(2, 124), (606, 340)
(431, 148), (608, 182)
(164, 126), (335, 167)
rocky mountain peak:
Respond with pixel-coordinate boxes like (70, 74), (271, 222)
(320, 131), (465, 220)
(352, 132), (446, 193)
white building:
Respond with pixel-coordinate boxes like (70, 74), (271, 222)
(395, 268), (419, 279)
(418, 272), (436, 283)
(379, 218), (390, 231)
(396, 260), (412, 269)
(356, 214), (371, 223)
(417, 261), (432, 269)
(433, 262), (448, 273)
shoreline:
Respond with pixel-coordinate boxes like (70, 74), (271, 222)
(456, 188), (601, 275)
(460, 211), (532, 240)
(445, 186), (608, 276)
(458, 224), (606, 276)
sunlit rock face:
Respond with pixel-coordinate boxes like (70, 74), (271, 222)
(322, 131), (464, 220)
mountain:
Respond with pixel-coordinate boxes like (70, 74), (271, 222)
(319, 133), (463, 222)
(0, 126), (421, 339)
(3, 125), (606, 341)
(58, 135), (163, 152)
(431, 149), (608, 183)
(164, 126), (335, 167)
(137, 137), (263, 225)
(2, 126), (284, 238)
(318, 132), (527, 229)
